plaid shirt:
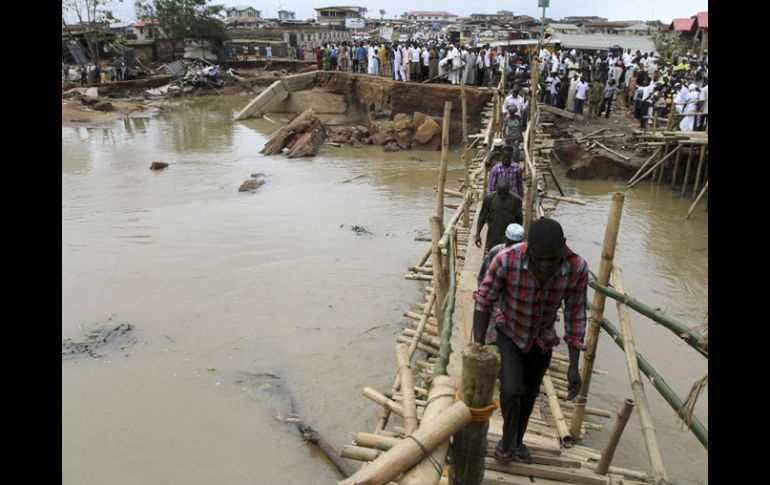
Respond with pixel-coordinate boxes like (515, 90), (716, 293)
(487, 162), (524, 199)
(474, 242), (588, 353)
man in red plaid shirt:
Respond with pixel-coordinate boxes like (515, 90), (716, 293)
(473, 218), (588, 464)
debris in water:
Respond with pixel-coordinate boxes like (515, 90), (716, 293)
(346, 225), (373, 236)
(62, 320), (138, 360)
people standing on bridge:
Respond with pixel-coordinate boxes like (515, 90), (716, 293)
(473, 217), (587, 465)
(502, 106), (523, 149)
(475, 178), (523, 253)
(487, 145), (523, 199)
(266, 45), (273, 60)
(242, 45), (249, 61)
(679, 83), (700, 132)
(476, 223), (526, 345)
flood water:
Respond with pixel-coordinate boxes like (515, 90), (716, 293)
(62, 96), (707, 485)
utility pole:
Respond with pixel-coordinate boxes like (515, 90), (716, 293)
(538, 0), (549, 49)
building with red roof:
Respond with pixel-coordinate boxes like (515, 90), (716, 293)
(669, 11), (708, 56)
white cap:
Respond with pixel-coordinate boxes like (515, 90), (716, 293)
(505, 223), (525, 242)
(493, 138), (504, 147)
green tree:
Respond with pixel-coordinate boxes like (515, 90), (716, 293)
(134, 0), (226, 49)
(651, 29), (696, 62)
(62, 0), (124, 63)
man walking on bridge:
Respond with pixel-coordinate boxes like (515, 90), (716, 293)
(475, 179), (522, 253)
(473, 218), (587, 464)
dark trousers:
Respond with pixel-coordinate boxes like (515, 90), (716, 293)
(495, 329), (552, 451)
(639, 101), (650, 127)
(574, 98), (585, 114)
(599, 97), (613, 118)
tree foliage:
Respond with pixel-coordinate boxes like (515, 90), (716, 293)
(62, 0), (124, 62)
(650, 29), (696, 62)
(134, 0), (226, 43)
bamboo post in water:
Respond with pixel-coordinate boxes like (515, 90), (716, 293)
(655, 142), (667, 184)
(430, 216), (447, 335)
(450, 343), (501, 485)
(627, 147), (661, 186)
(681, 144), (694, 197)
(396, 344), (419, 435)
(611, 265), (670, 484)
(692, 146), (707, 200)
(627, 145), (681, 188)
(337, 401), (472, 485)
(570, 192), (624, 439)
(595, 398), (635, 475)
(437, 101), (452, 222)
(686, 181), (708, 220)
(400, 375), (457, 485)
(670, 143), (683, 188)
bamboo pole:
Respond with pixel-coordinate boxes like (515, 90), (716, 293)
(557, 400), (612, 419)
(436, 101), (452, 221)
(400, 375), (457, 485)
(670, 143), (682, 188)
(627, 147), (661, 185)
(540, 193), (587, 205)
(611, 266), (670, 483)
(595, 304), (708, 449)
(430, 216), (447, 334)
(354, 432), (402, 450)
(299, 425), (355, 478)
(587, 279), (707, 356)
(595, 398), (635, 475)
(376, 291), (437, 434)
(570, 192), (624, 439)
(342, 444), (381, 462)
(692, 146), (707, 200)
(462, 79), (469, 181)
(337, 401), (472, 485)
(593, 141), (630, 162)
(450, 344), (501, 485)
(681, 144), (694, 197)
(686, 182), (708, 219)
(627, 145), (682, 188)
(433, 235), (456, 377)
(655, 143), (667, 184)
(396, 344), (419, 435)
(397, 335), (438, 355)
(542, 373), (573, 447)
(363, 386), (407, 417)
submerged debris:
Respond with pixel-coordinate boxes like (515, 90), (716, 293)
(239, 174), (266, 192)
(340, 224), (373, 236)
(62, 321), (138, 360)
(150, 161), (169, 171)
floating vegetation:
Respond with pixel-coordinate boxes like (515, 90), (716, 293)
(62, 320), (138, 360)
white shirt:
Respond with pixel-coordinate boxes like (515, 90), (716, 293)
(411, 47), (421, 62)
(503, 94), (527, 114)
(642, 83), (656, 103)
(422, 49), (430, 66)
(575, 81), (589, 100)
(699, 85), (708, 113)
(394, 49), (402, 64)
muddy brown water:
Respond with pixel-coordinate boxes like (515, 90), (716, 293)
(62, 96), (706, 485)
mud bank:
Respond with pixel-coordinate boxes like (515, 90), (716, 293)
(313, 71), (492, 133)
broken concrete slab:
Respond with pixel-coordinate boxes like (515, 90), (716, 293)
(260, 108), (326, 158)
(268, 90), (348, 114)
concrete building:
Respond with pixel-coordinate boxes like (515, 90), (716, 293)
(402, 11), (458, 23)
(469, 11), (514, 22)
(669, 11), (707, 56)
(127, 20), (160, 41)
(315, 6), (367, 25)
(225, 6), (261, 19)
(278, 10), (296, 21)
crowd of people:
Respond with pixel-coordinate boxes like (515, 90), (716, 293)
(535, 47), (708, 130)
(62, 57), (128, 85)
(310, 41), (532, 87)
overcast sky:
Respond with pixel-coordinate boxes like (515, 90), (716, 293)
(104, 1), (707, 26)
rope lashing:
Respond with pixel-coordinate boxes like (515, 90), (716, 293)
(455, 389), (499, 422)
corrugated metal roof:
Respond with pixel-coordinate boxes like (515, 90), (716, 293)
(670, 18), (696, 32)
(618, 23), (651, 31)
(551, 33), (656, 53)
(548, 23), (579, 30)
(697, 12), (708, 29)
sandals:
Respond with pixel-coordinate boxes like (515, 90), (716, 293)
(495, 440), (533, 465)
(494, 440), (514, 464)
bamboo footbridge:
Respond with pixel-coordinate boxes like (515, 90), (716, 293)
(333, 56), (708, 485)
